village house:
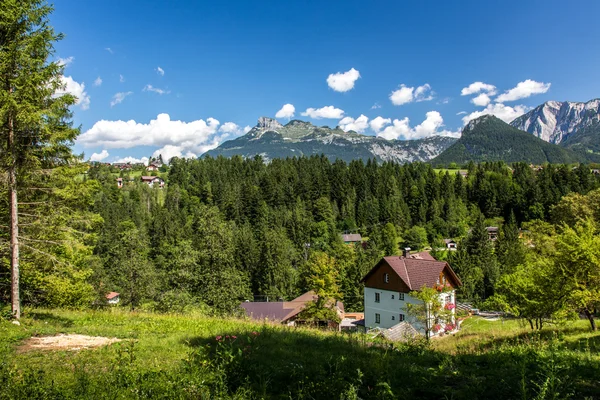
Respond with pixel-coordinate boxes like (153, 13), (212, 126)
(141, 176), (165, 188)
(341, 233), (362, 245)
(240, 291), (344, 329)
(361, 249), (461, 338)
(443, 239), (457, 250)
(146, 162), (160, 171)
(106, 292), (120, 305)
(486, 226), (499, 240)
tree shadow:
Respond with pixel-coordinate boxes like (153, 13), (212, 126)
(180, 325), (600, 399)
(27, 311), (74, 327)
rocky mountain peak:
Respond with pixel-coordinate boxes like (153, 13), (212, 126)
(256, 117), (283, 131)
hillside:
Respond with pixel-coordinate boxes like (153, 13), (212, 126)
(204, 117), (457, 163)
(2, 309), (599, 399)
(432, 115), (585, 165)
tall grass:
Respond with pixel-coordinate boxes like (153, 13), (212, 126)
(1, 309), (599, 399)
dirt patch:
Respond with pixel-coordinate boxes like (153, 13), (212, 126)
(18, 334), (121, 353)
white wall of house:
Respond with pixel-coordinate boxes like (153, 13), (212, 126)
(364, 287), (456, 336)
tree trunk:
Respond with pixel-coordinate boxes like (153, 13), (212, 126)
(8, 110), (20, 320)
(583, 308), (597, 331)
(528, 319), (534, 330)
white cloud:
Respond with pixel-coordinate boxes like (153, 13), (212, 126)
(301, 105), (345, 119)
(471, 93), (492, 107)
(339, 115), (369, 133)
(152, 145), (198, 162)
(119, 74), (125, 83)
(495, 79), (551, 103)
(105, 47), (113, 54)
(461, 82), (497, 96)
(156, 66), (165, 76)
(57, 56), (74, 67)
(275, 103), (295, 119)
(389, 83), (434, 106)
(369, 116), (392, 133)
(378, 111), (459, 140)
(461, 103), (530, 125)
(371, 103), (381, 109)
(89, 150), (109, 162)
(143, 84), (170, 95)
(326, 68), (360, 92)
(78, 113), (226, 160)
(94, 76), (102, 87)
(55, 76), (90, 110)
(390, 85), (414, 106)
(456, 111), (467, 115)
(414, 84), (435, 102)
(114, 156), (149, 165)
(219, 122), (245, 135)
(110, 91), (132, 107)
(243, 126), (252, 134)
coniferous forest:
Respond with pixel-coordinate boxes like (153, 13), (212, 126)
(3, 155), (599, 315)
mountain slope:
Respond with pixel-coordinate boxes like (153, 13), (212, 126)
(205, 117), (457, 164)
(510, 99), (600, 147)
(432, 115), (585, 165)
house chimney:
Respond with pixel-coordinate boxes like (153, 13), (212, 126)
(403, 247), (411, 258)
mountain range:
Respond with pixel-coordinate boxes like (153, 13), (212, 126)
(205, 117), (456, 163)
(511, 99), (600, 157)
(205, 99), (600, 164)
(431, 115), (584, 165)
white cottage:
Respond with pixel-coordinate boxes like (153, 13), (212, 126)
(361, 250), (462, 337)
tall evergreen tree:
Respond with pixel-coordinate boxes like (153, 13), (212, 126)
(1, 0), (80, 318)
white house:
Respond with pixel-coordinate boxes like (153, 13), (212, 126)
(106, 292), (120, 305)
(141, 176), (165, 188)
(361, 249), (462, 337)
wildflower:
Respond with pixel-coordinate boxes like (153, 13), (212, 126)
(216, 335), (222, 341)
(226, 335), (230, 339)
(231, 335), (237, 339)
(251, 331), (259, 336)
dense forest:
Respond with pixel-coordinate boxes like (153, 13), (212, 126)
(3, 154), (599, 315)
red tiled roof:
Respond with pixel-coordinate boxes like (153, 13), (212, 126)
(106, 292), (120, 300)
(240, 291), (343, 323)
(362, 252), (462, 290)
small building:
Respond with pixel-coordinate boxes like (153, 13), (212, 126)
(443, 239), (457, 250)
(361, 249), (462, 338)
(106, 292), (120, 305)
(147, 163), (160, 171)
(340, 312), (365, 332)
(240, 291), (344, 329)
(486, 226), (499, 241)
(116, 178), (123, 188)
(341, 233), (362, 244)
(141, 176), (165, 188)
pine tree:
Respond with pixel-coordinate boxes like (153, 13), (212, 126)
(1, 0), (79, 318)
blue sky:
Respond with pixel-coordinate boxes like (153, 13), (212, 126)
(51, 0), (600, 163)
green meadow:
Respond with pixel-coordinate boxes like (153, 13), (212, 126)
(1, 309), (599, 399)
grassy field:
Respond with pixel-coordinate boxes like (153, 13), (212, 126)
(1, 309), (599, 399)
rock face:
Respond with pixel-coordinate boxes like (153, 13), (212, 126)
(510, 99), (600, 144)
(257, 117), (283, 132)
(204, 118), (457, 164)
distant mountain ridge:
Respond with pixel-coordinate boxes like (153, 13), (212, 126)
(205, 117), (457, 164)
(510, 99), (600, 156)
(432, 115), (585, 165)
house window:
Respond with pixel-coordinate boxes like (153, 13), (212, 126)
(392, 315), (395, 321)
(384, 273), (389, 283)
(399, 293), (405, 301)
(391, 294), (395, 299)
(375, 293), (380, 303)
(399, 314), (405, 322)
(375, 313), (380, 323)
